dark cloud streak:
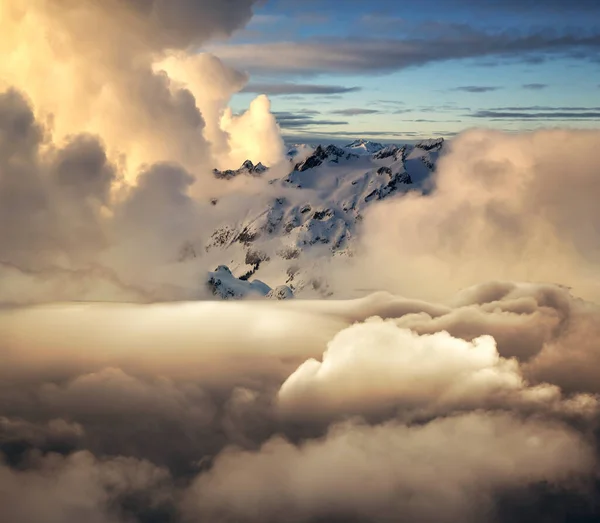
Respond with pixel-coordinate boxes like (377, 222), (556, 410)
(242, 83), (361, 95)
(212, 30), (600, 76)
(471, 110), (600, 119)
(522, 83), (549, 90)
(451, 85), (502, 93)
(330, 108), (381, 116)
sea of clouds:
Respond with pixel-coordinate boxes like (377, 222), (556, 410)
(2, 1), (600, 522)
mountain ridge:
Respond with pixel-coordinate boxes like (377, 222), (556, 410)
(200, 138), (444, 298)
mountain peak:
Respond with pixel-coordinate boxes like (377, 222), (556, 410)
(213, 159), (269, 180)
(345, 139), (385, 155)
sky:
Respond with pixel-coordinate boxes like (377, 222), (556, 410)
(207, 0), (600, 142)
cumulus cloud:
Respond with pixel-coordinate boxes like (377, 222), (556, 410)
(0, 86), (288, 304)
(0, 451), (173, 523)
(341, 128), (600, 303)
(0, 0), (282, 179)
(277, 317), (595, 422)
(185, 412), (593, 523)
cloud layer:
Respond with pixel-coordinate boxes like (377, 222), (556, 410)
(2, 284), (600, 522)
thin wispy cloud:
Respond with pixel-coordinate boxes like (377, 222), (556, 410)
(242, 83), (361, 95)
(522, 83), (549, 90)
(470, 110), (600, 119)
(488, 105), (600, 111)
(273, 111), (348, 129)
(451, 86), (502, 93)
(330, 108), (381, 116)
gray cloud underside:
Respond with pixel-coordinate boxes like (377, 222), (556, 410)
(212, 31), (600, 75)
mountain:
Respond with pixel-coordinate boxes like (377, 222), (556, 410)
(213, 159), (268, 180)
(345, 139), (385, 155)
(207, 265), (294, 300)
(196, 138), (444, 298)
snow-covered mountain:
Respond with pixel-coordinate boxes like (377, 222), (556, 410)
(198, 138), (444, 298)
(207, 265), (293, 300)
(345, 138), (385, 155)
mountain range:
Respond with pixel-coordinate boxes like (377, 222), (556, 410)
(200, 138), (445, 299)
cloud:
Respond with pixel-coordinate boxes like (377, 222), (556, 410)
(0, 450), (173, 523)
(452, 86), (502, 93)
(2, 285), (600, 521)
(211, 30), (600, 75)
(273, 111), (348, 129)
(338, 128), (600, 304)
(242, 83), (361, 95)
(488, 106), (600, 111)
(471, 110), (600, 119)
(185, 412), (592, 523)
(522, 83), (549, 90)
(0, 88), (288, 305)
(330, 108), (381, 116)
(0, 0), (283, 177)
(278, 314), (596, 422)
(3, 3), (600, 521)
(462, 0), (600, 12)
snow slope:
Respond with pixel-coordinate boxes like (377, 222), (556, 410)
(197, 139), (444, 298)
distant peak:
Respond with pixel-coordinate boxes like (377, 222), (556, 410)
(344, 139), (384, 154)
(415, 138), (444, 151)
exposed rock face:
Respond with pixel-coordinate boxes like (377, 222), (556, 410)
(213, 160), (268, 179)
(206, 265), (293, 300)
(266, 285), (294, 300)
(415, 138), (444, 151)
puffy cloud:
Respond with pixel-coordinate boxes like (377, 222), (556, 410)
(0, 451), (172, 523)
(220, 95), (285, 168)
(277, 316), (595, 421)
(1, 285), (600, 521)
(342, 129), (600, 303)
(0, 89), (284, 304)
(0, 0), (290, 304)
(0, 89), (111, 270)
(154, 53), (284, 168)
(0, 0), (280, 179)
(185, 412), (593, 523)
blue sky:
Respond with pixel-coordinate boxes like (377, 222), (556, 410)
(208, 0), (600, 142)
